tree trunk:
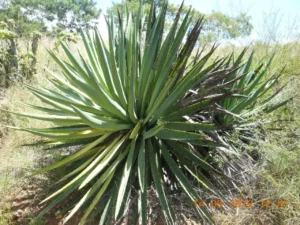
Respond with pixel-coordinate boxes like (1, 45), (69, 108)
(30, 32), (41, 75)
(9, 38), (18, 71)
(6, 20), (19, 72)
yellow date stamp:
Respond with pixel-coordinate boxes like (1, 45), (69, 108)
(194, 199), (289, 209)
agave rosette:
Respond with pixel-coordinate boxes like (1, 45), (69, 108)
(5, 1), (288, 224)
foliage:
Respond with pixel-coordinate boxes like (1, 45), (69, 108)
(0, 0), (101, 37)
(0, 19), (41, 87)
(0, 3), (46, 38)
(201, 12), (252, 42)
(0, 20), (18, 39)
(54, 30), (79, 51)
(107, 0), (253, 43)
(4, 1), (288, 225)
(216, 51), (289, 127)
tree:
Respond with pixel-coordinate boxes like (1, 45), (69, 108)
(201, 12), (252, 42)
(0, 20), (41, 86)
(107, 0), (252, 43)
(0, 0), (101, 36)
(0, 2), (46, 37)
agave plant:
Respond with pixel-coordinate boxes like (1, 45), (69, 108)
(3, 1), (289, 225)
(185, 48), (290, 146)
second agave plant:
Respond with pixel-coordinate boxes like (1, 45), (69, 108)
(6, 0), (288, 224)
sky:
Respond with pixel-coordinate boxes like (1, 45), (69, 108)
(95, 0), (300, 44)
